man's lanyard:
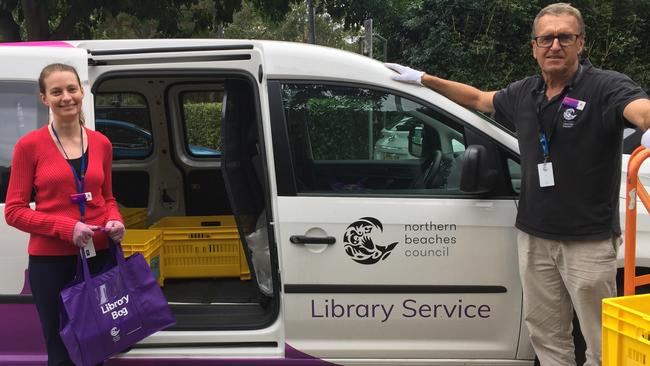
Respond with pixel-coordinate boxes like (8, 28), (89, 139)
(536, 91), (568, 163)
(51, 124), (87, 222)
(535, 64), (585, 163)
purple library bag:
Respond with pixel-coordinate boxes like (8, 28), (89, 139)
(59, 238), (175, 366)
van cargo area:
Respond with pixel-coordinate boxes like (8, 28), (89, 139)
(96, 72), (277, 331)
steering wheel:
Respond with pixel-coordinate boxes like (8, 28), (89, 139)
(411, 150), (442, 189)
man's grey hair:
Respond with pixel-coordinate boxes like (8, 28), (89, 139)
(531, 3), (585, 39)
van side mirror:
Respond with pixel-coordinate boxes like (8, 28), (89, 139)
(408, 125), (424, 158)
(460, 145), (497, 194)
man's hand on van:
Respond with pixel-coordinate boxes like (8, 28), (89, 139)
(104, 220), (125, 243)
(385, 63), (424, 86)
(72, 222), (100, 248)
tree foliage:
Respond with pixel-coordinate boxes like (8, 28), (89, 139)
(0, 0), (297, 41)
(319, 0), (650, 91)
(184, 102), (222, 151)
(0, 0), (188, 40)
(376, 0), (650, 91)
(224, 0), (358, 51)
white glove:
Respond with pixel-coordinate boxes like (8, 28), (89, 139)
(642, 129), (650, 149)
(385, 63), (425, 86)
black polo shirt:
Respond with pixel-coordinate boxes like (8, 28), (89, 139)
(494, 59), (648, 241)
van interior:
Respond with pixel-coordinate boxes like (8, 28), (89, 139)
(93, 71), (277, 331)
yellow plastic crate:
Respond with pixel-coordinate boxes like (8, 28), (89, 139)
(121, 229), (164, 287)
(119, 207), (148, 229)
(603, 294), (650, 365)
(149, 216), (250, 280)
(150, 215), (237, 228)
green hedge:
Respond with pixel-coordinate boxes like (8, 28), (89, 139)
(183, 102), (222, 151)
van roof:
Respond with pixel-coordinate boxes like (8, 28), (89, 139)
(4, 39), (394, 86)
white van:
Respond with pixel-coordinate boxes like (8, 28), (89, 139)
(0, 39), (648, 366)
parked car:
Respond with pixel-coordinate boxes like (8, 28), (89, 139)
(95, 118), (219, 159)
(373, 116), (420, 160)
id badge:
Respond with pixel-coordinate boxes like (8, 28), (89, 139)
(84, 237), (97, 258)
(69, 192), (92, 203)
(538, 162), (555, 187)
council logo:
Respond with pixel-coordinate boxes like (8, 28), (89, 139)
(563, 108), (577, 121)
(110, 326), (121, 342)
(343, 217), (398, 265)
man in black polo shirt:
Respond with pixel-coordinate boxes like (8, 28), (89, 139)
(387, 2), (650, 365)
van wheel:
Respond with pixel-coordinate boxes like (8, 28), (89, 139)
(532, 313), (585, 366)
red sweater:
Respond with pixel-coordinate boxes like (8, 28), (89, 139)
(5, 125), (123, 256)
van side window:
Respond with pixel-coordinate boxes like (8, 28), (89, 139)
(95, 93), (153, 160)
(0, 81), (49, 203)
(180, 91), (223, 157)
(281, 83), (470, 196)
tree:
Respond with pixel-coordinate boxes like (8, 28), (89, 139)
(0, 0), (20, 40)
(0, 0), (194, 41)
(376, 0), (650, 91)
(224, 0), (359, 51)
(575, 0), (650, 91)
(0, 0), (297, 41)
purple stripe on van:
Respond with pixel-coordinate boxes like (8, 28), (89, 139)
(0, 303), (46, 363)
(285, 344), (334, 362)
(0, 354), (46, 365)
(0, 302), (336, 365)
(105, 357), (336, 365)
(102, 345), (336, 365)
(0, 41), (73, 47)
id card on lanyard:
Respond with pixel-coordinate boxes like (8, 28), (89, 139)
(535, 90), (563, 188)
(537, 132), (555, 187)
(535, 65), (587, 188)
(51, 125), (96, 258)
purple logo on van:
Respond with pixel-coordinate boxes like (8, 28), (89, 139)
(343, 217), (398, 265)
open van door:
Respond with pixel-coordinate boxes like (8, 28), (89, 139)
(0, 44), (90, 363)
(80, 41), (284, 362)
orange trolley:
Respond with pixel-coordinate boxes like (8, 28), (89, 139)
(622, 146), (650, 296)
(602, 146), (650, 365)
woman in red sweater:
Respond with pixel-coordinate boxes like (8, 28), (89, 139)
(4, 63), (125, 366)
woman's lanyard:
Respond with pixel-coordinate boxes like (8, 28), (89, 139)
(51, 124), (88, 222)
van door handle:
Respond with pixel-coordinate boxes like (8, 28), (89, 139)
(290, 235), (336, 245)
(475, 201), (494, 209)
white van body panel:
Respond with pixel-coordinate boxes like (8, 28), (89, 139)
(278, 194), (522, 359)
(116, 317), (284, 359)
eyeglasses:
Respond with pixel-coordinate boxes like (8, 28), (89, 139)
(533, 33), (581, 48)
